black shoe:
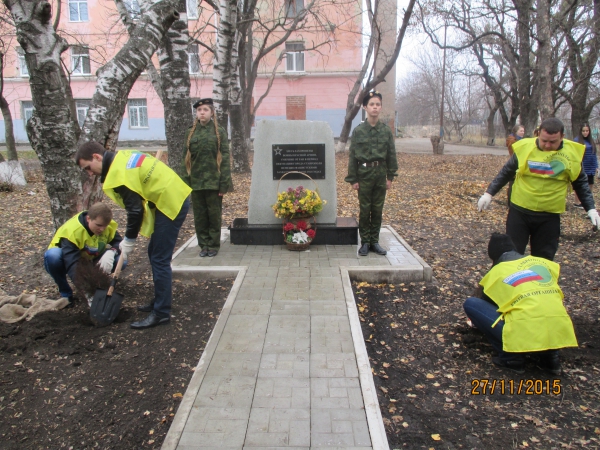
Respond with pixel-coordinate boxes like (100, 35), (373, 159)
(492, 356), (525, 374)
(358, 243), (369, 256)
(65, 296), (75, 309)
(199, 249), (209, 257)
(574, 203), (583, 209)
(207, 249), (218, 257)
(370, 243), (387, 255)
(130, 312), (170, 330)
(537, 353), (561, 375)
(136, 302), (154, 313)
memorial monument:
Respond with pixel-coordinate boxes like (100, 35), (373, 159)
(229, 120), (358, 245)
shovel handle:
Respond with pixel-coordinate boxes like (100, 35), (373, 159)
(155, 150), (163, 160)
(107, 251), (126, 297)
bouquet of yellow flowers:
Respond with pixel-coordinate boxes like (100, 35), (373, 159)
(272, 185), (325, 219)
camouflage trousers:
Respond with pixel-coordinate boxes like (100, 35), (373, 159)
(357, 165), (387, 245)
(191, 190), (223, 250)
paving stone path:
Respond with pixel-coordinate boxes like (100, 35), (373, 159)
(162, 226), (431, 450)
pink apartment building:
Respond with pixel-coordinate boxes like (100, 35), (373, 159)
(1, 0), (363, 143)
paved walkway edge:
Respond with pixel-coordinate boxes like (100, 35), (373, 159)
(161, 266), (247, 450)
(384, 225), (432, 282)
(341, 268), (390, 450)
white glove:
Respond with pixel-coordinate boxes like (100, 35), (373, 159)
(120, 238), (136, 260)
(97, 249), (116, 273)
(588, 209), (600, 229)
(477, 193), (493, 212)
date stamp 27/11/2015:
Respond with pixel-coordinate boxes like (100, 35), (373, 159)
(471, 379), (561, 395)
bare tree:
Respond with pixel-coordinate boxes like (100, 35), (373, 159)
(336, 0), (416, 152)
(4, 0), (180, 226)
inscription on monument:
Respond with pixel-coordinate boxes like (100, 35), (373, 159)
(272, 144), (326, 180)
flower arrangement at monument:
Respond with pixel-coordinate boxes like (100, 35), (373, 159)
(284, 220), (316, 244)
(272, 185), (325, 219)
(272, 184), (323, 251)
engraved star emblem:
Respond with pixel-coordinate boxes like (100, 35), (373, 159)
(274, 147), (282, 156)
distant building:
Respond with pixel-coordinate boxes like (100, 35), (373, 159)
(1, 0), (375, 143)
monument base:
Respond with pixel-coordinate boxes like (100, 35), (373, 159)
(229, 217), (358, 245)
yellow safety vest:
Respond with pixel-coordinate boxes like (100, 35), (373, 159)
(510, 138), (584, 213)
(480, 256), (577, 352)
(103, 151), (191, 237)
(49, 213), (118, 260)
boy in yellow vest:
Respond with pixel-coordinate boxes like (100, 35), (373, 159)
(463, 233), (577, 374)
(45, 202), (123, 307)
(477, 117), (600, 260)
(75, 142), (191, 330)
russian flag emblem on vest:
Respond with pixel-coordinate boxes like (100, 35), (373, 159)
(527, 161), (554, 175)
(126, 153), (146, 169)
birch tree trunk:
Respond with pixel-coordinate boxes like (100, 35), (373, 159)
(78, 2), (180, 208)
(212, 0), (238, 126)
(4, 0), (81, 227)
(228, 24), (250, 173)
(156, 0), (192, 176)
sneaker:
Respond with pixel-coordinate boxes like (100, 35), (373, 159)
(199, 249), (209, 257)
(492, 356), (525, 374)
(207, 249), (218, 257)
(537, 353), (561, 375)
(574, 203), (584, 209)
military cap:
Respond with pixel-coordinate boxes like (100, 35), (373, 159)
(193, 98), (214, 109)
(362, 90), (382, 106)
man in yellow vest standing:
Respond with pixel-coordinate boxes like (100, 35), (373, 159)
(477, 118), (600, 260)
(463, 233), (577, 374)
(45, 202), (123, 307)
(76, 142), (191, 330)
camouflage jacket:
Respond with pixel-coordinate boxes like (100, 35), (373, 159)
(345, 120), (398, 184)
(182, 120), (233, 193)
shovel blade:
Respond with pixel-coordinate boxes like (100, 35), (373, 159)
(90, 289), (124, 327)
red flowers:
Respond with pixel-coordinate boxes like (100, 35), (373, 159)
(284, 222), (295, 232)
(296, 220), (308, 231)
(306, 229), (316, 239)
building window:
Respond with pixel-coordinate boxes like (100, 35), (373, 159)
(188, 44), (200, 74)
(76, 100), (91, 127)
(22, 101), (34, 128)
(187, 0), (199, 19)
(128, 99), (148, 128)
(17, 47), (28, 77)
(69, 0), (89, 22)
(286, 0), (304, 18)
(124, 0), (141, 20)
(71, 46), (91, 75)
(285, 42), (304, 72)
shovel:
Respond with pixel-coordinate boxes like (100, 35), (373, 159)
(90, 253), (125, 327)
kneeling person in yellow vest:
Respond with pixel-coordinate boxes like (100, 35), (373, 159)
(76, 142), (191, 330)
(463, 233), (577, 374)
(45, 203), (123, 308)
(477, 117), (600, 261)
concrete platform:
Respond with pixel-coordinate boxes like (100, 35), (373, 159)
(163, 225), (432, 450)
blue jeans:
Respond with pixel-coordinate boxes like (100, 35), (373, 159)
(44, 247), (74, 298)
(148, 198), (189, 318)
(463, 297), (557, 363)
(44, 248), (126, 298)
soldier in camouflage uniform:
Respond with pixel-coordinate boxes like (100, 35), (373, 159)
(183, 98), (233, 257)
(345, 91), (398, 256)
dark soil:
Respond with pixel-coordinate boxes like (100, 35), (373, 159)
(0, 275), (232, 449)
